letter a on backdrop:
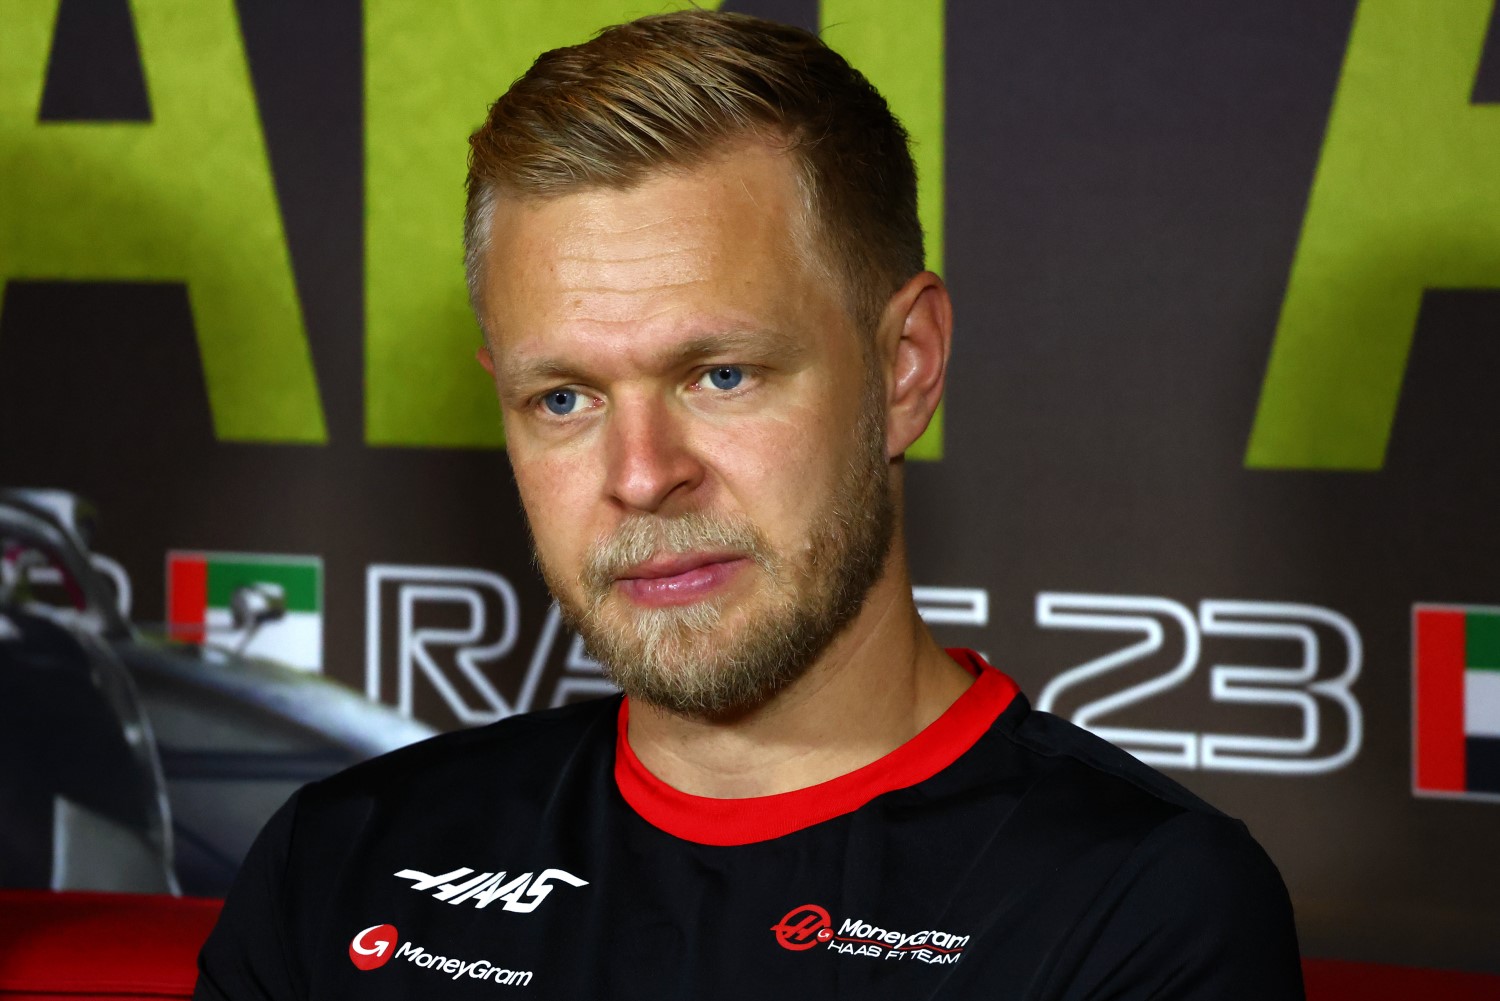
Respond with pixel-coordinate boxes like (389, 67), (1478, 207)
(1247, 0), (1500, 470)
(0, 0), (326, 443)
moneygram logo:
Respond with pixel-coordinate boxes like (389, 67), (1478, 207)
(349, 924), (398, 970)
(771, 905), (833, 951)
(347, 923), (533, 987)
(771, 905), (967, 965)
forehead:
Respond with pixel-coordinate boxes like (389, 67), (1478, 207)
(476, 144), (836, 361)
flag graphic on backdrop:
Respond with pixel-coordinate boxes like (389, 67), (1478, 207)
(166, 552), (323, 672)
(1413, 605), (1500, 799)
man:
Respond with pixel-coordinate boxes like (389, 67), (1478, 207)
(197, 10), (1303, 999)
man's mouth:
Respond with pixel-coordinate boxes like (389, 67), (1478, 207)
(614, 553), (749, 606)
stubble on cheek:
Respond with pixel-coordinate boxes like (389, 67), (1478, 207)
(522, 358), (894, 718)
(533, 509), (802, 715)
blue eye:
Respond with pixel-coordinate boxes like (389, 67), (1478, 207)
(543, 389), (580, 415)
(707, 366), (743, 390)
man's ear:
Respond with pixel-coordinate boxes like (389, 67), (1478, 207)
(879, 271), (953, 457)
(476, 343), (497, 378)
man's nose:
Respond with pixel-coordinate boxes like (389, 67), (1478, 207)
(602, 397), (704, 513)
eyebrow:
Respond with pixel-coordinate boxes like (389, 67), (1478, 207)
(495, 327), (807, 398)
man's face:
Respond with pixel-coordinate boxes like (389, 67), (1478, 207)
(477, 144), (894, 717)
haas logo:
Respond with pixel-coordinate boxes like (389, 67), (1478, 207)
(349, 924), (399, 971)
(771, 905), (833, 951)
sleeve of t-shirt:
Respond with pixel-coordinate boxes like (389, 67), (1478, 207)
(194, 791), (305, 1001)
(1053, 810), (1305, 1001)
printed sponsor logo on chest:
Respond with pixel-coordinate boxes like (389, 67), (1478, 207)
(394, 863), (588, 912)
(771, 904), (968, 965)
(348, 924), (533, 987)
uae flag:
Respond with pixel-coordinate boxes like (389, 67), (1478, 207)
(166, 551), (323, 672)
(1413, 605), (1500, 798)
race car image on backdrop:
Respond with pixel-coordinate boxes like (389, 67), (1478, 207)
(0, 489), (432, 897)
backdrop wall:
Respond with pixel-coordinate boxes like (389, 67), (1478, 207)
(2, 0), (1497, 975)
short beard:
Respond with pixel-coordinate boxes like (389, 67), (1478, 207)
(537, 372), (895, 719)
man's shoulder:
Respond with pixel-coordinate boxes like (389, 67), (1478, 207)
(955, 691), (1261, 873)
(970, 693), (1301, 993)
(299, 695), (620, 813)
(999, 695), (1224, 818)
(197, 696), (623, 984)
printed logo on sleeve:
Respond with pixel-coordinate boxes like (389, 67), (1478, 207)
(771, 904), (968, 965)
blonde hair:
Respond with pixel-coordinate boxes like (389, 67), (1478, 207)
(464, 9), (923, 334)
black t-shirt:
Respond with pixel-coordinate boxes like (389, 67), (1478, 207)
(195, 651), (1303, 999)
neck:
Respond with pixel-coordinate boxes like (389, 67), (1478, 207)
(624, 546), (974, 799)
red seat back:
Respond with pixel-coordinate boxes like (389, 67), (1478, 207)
(1302, 957), (1500, 1001)
(3, 890), (1499, 1000)
(0, 890), (221, 1000)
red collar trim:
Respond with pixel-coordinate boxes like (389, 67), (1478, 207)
(613, 649), (1019, 846)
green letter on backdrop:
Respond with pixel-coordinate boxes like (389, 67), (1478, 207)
(0, 0), (326, 443)
(365, 0), (945, 458)
(1246, 0), (1500, 470)
(822, 0), (945, 460)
